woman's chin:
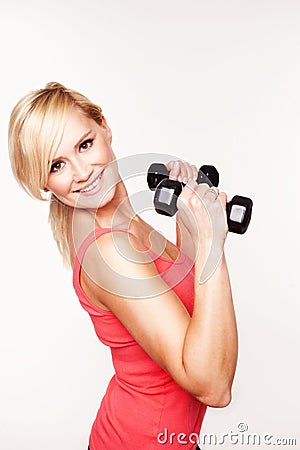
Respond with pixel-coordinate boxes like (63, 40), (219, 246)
(75, 185), (116, 210)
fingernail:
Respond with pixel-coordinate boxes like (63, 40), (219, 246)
(173, 161), (179, 169)
(182, 177), (188, 184)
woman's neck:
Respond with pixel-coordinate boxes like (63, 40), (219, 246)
(70, 179), (140, 247)
(94, 179), (139, 229)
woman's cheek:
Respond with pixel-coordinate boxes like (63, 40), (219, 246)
(48, 177), (70, 197)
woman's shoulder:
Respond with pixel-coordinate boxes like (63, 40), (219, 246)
(75, 227), (173, 312)
(73, 227), (158, 311)
(84, 228), (156, 278)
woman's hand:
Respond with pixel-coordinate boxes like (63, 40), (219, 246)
(179, 180), (228, 245)
(165, 159), (228, 253)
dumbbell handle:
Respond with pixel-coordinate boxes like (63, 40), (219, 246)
(148, 163), (253, 234)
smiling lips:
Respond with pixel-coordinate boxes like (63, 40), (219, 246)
(77, 171), (103, 195)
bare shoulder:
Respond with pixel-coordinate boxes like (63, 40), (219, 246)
(81, 230), (162, 300)
(85, 230), (153, 273)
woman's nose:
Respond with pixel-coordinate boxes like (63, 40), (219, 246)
(72, 159), (93, 183)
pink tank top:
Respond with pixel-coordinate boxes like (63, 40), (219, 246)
(73, 228), (206, 450)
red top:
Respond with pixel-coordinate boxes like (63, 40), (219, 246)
(73, 228), (207, 449)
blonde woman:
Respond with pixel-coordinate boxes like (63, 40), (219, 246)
(8, 83), (238, 450)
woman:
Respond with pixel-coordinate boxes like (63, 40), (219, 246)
(8, 82), (238, 450)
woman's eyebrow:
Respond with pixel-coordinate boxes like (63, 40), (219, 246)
(74, 129), (92, 148)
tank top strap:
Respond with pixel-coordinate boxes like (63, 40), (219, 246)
(73, 228), (154, 312)
(74, 227), (151, 268)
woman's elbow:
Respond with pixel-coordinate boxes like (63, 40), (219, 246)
(194, 388), (232, 408)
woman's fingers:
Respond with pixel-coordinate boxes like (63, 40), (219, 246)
(166, 160), (198, 183)
(167, 160), (180, 179)
(166, 162), (228, 239)
(218, 191), (228, 210)
(190, 165), (198, 181)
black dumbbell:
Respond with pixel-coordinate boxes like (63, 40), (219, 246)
(147, 163), (219, 190)
(147, 163), (253, 234)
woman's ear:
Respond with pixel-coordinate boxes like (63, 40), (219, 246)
(101, 115), (112, 143)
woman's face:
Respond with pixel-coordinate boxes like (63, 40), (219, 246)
(46, 107), (119, 209)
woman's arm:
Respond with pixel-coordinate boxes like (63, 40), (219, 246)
(175, 215), (237, 406)
(81, 215), (237, 408)
(175, 177), (238, 406)
(183, 249), (237, 406)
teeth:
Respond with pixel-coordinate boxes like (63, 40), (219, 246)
(80, 175), (101, 193)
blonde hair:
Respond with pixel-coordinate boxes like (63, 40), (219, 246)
(8, 82), (103, 267)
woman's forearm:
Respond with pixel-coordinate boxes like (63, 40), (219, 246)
(182, 248), (238, 406)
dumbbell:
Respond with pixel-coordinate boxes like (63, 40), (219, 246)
(147, 163), (253, 234)
(147, 163), (220, 191)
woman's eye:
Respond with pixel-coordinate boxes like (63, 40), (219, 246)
(50, 160), (65, 173)
(80, 138), (93, 151)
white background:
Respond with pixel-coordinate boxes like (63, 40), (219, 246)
(0, 1), (299, 449)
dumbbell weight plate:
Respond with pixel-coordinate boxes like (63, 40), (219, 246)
(198, 165), (220, 187)
(147, 163), (169, 191)
(153, 179), (183, 216)
(226, 195), (253, 234)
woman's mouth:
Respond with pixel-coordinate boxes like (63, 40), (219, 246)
(77, 172), (103, 196)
